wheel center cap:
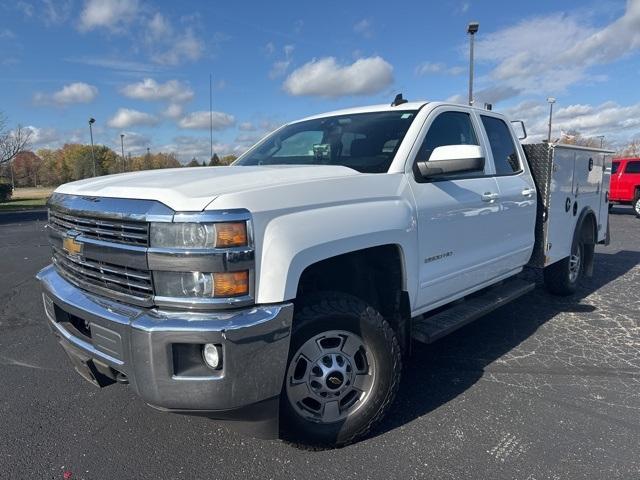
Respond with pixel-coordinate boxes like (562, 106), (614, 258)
(326, 371), (344, 389)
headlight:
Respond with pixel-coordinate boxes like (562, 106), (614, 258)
(154, 271), (249, 298)
(150, 222), (247, 249)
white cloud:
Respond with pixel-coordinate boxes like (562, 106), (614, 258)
(269, 45), (295, 79)
(120, 78), (194, 103)
(66, 56), (164, 74)
(151, 29), (203, 65)
(504, 99), (640, 145)
(178, 111), (235, 130)
(415, 62), (465, 76)
(107, 108), (159, 128)
(0, 29), (16, 39)
(79, 0), (139, 32)
(147, 12), (171, 40)
(117, 131), (150, 154)
(264, 42), (275, 56)
(475, 1), (640, 97)
(283, 56), (394, 97)
(238, 122), (256, 132)
(163, 103), (184, 119)
(34, 82), (98, 106)
(353, 18), (373, 38)
(270, 60), (291, 79)
(25, 126), (59, 148)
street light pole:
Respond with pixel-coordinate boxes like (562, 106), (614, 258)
(88, 117), (96, 177)
(596, 135), (605, 148)
(120, 134), (125, 172)
(546, 97), (556, 143)
(467, 22), (479, 106)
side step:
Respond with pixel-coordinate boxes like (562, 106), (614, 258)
(411, 278), (535, 344)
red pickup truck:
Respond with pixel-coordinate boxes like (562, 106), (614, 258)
(610, 157), (640, 217)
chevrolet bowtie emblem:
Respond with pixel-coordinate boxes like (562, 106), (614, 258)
(62, 236), (83, 256)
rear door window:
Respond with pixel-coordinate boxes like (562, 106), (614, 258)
(625, 161), (640, 173)
(611, 162), (620, 174)
(481, 115), (521, 175)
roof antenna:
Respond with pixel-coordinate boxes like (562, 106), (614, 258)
(391, 93), (408, 107)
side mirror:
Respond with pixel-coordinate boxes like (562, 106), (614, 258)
(510, 120), (527, 140)
(417, 145), (485, 179)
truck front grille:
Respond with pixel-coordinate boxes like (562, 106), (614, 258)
(52, 247), (153, 303)
(49, 210), (149, 247)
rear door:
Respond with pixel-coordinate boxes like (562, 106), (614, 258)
(622, 160), (640, 201)
(478, 114), (536, 270)
(407, 107), (506, 312)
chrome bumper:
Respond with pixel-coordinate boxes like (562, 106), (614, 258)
(37, 265), (294, 413)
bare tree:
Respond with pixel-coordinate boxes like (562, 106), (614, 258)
(558, 129), (603, 147)
(0, 112), (32, 166)
(620, 138), (640, 157)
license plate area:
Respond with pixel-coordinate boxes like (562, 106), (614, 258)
(58, 339), (117, 388)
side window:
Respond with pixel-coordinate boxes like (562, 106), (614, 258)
(481, 115), (521, 175)
(417, 111), (479, 162)
(625, 161), (640, 174)
(611, 162), (619, 174)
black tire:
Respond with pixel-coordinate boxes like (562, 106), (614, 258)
(633, 195), (640, 219)
(543, 238), (584, 296)
(280, 292), (401, 448)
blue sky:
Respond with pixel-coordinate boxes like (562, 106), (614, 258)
(1, 0), (639, 162)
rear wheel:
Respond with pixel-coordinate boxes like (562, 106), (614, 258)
(633, 195), (640, 218)
(280, 292), (401, 448)
(544, 238), (584, 296)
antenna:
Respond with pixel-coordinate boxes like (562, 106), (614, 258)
(391, 93), (408, 107)
(209, 74), (213, 161)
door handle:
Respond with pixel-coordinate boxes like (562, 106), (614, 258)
(481, 192), (500, 202)
(521, 188), (535, 197)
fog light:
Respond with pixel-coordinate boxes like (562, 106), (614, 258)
(202, 343), (221, 369)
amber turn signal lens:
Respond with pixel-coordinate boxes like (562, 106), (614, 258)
(215, 222), (247, 247)
(213, 271), (249, 297)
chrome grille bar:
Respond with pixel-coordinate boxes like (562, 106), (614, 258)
(49, 210), (149, 246)
(53, 247), (153, 302)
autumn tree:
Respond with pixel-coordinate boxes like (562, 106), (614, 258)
(186, 158), (201, 167)
(12, 151), (42, 187)
(220, 154), (237, 166)
(208, 153), (220, 166)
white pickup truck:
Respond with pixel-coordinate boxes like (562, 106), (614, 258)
(37, 98), (611, 447)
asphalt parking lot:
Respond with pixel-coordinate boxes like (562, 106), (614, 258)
(1, 208), (639, 480)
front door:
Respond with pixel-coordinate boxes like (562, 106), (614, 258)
(409, 108), (505, 312)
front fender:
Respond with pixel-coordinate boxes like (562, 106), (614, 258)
(255, 199), (417, 304)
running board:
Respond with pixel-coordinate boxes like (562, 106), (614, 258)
(411, 278), (536, 344)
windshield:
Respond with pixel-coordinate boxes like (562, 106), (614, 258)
(235, 110), (418, 173)
(611, 161), (619, 174)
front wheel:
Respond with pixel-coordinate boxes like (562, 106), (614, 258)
(633, 195), (640, 218)
(280, 292), (401, 448)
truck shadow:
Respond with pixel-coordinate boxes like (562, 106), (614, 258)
(369, 249), (640, 441)
(609, 205), (637, 216)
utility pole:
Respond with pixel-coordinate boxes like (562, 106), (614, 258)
(546, 97), (556, 143)
(120, 134), (126, 172)
(209, 73), (214, 161)
(88, 117), (96, 176)
(467, 22), (479, 106)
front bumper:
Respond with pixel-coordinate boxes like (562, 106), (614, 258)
(37, 265), (293, 436)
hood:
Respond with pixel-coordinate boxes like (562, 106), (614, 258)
(55, 165), (359, 212)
